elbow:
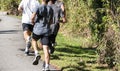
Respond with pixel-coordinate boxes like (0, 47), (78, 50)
(18, 8), (20, 11)
(62, 18), (67, 23)
(18, 7), (22, 12)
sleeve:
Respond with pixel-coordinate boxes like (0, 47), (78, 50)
(31, 0), (40, 12)
(32, 5), (39, 13)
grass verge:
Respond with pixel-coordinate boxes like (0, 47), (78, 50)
(39, 33), (115, 71)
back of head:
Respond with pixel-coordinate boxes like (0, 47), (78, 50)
(43, 0), (50, 3)
(50, 0), (57, 4)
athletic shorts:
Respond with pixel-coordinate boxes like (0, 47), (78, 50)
(22, 23), (33, 32)
(32, 33), (49, 46)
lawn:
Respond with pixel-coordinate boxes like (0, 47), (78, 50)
(39, 33), (112, 71)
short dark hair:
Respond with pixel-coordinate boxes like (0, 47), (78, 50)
(44, 0), (50, 3)
(51, 0), (57, 3)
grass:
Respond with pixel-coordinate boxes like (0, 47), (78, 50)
(39, 33), (116, 71)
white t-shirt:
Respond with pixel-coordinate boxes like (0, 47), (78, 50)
(19, 0), (40, 24)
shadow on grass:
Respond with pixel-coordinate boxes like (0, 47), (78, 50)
(55, 43), (96, 56)
(86, 60), (96, 64)
(52, 43), (97, 71)
(51, 54), (60, 60)
(61, 61), (90, 71)
(95, 66), (108, 70)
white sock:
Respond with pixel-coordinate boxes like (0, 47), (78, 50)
(45, 64), (49, 68)
(35, 50), (38, 55)
(25, 47), (28, 52)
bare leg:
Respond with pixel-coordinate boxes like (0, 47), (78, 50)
(32, 38), (41, 65)
(23, 30), (31, 42)
(43, 45), (50, 68)
(32, 38), (38, 54)
(38, 41), (43, 49)
(23, 30), (32, 55)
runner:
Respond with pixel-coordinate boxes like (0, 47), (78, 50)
(31, 0), (53, 71)
(48, 0), (67, 54)
(18, 0), (40, 55)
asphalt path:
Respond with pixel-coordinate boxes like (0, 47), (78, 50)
(0, 12), (57, 71)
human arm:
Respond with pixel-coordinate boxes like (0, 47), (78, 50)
(31, 12), (37, 25)
(18, 0), (23, 12)
(60, 3), (67, 23)
(31, 4), (40, 25)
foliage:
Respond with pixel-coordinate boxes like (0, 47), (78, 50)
(94, 0), (120, 70)
(0, 0), (20, 15)
(63, 0), (120, 70)
(0, 0), (20, 10)
(62, 0), (94, 38)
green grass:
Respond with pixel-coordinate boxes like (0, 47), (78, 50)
(39, 33), (115, 71)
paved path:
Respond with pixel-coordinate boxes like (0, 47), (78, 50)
(0, 12), (57, 71)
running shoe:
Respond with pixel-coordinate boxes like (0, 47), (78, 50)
(25, 36), (31, 55)
(52, 42), (57, 47)
(24, 41), (31, 55)
(42, 67), (50, 71)
(49, 46), (55, 54)
(33, 54), (41, 65)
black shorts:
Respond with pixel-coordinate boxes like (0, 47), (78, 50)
(32, 33), (49, 46)
(22, 23), (33, 32)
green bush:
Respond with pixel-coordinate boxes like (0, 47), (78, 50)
(0, 0), (20, 11)
(63, 0), (120, 70)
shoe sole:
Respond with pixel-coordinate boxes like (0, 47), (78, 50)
(33, 56), (41, 65)
(42, 69), (50, 71)
(24, 51), (29, 56)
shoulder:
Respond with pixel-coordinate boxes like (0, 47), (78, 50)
(47, 5), (53, 9)
(39, 5), (45, 10)
(47, 5), (53, 13)
(55, 1), (64, 7)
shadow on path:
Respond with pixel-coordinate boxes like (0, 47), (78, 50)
(18, 48), (35, 56)
(0, 30), (21, 34)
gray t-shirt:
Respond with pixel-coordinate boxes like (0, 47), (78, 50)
(55, 1), (65, 19)
(48, 1), (64, 35)
(33, 4), (53, 36)
(49, 1), (64, 24)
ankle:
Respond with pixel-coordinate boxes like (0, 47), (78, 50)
(45, 64), (49, 68)
(35, 51), (39, 55)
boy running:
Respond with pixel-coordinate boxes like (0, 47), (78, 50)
(48, 0), (67, 54)
(18, 0), (40, 55)
(31, 0), (53, 70)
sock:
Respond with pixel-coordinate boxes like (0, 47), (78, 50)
(45, 64), (49, 68)
(35, 50), (38, 55)
(25, 47), (28, 52)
